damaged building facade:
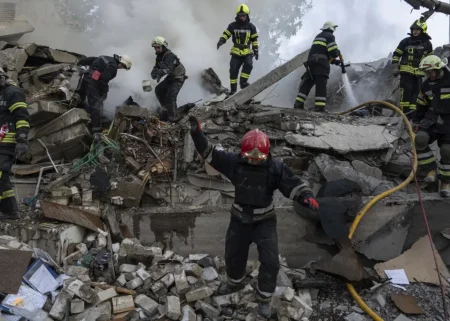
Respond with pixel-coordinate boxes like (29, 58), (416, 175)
(1, 13), (450, 321)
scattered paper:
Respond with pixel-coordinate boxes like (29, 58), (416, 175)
(28, 264), (58, 294)
(2, 284), (47, 312)
(385, 269), (410, 285)
(56, 274), (70, 287)
(0, 313), (21, 321)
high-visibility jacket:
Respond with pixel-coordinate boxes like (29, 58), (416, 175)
(0, 84), (29, 147)
(220, 17), (258, 57)
(306, 30), (340, 76)
(392, 34), (433, 76)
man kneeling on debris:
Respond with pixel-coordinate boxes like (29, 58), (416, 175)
(151, 36), (187, 122)
(70, 54), (133, 133)
(0, 69), (30, 220)
(413, 55), (450, 197)
(188, 116), (318, 319)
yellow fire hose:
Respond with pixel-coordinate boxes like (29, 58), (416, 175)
(337, 100), (418, 321)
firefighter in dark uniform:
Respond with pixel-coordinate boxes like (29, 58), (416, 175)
(294, 22), (341, 112)
(217, 4), (259, 95)
(392, 18), (433, 116)
(151, 36), (187, 122)
(0, 69), (30, 220)
(69, 54), (132, 133)
(188, 116), (318, 319)
(413, 55), (450, 197)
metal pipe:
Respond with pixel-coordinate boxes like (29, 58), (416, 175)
(37, 139), (59, 173)
(34, 164), (71, 197)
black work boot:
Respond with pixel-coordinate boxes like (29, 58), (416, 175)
(240, 82), (250, 89)
(440, 181), (450, 198)
(0, 198), (20, 220)
(217, 282), (245, 295)
(294, 100), (305, 109)
(0, 213), (20, 220)
(313, 105), (326, 112)
(257, 301), (272, 319)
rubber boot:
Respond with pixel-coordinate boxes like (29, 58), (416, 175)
(312, 237), (367, 282)
(240, 82), (250, 89)
(313, 106), (326, 112)
(257, 301), (272, 319)
(217, 282), (245, 295)
(440, 181), (450, 198)
(424, 170), (437, 183)
(0, 213), (20, 220)
(294, 100), (305, 110)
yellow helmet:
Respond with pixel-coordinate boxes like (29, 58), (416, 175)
(419, 55), (446, 71)
(236, 4), (250, 15)
(152, 36), (168, 48)
(411, 19), (427, 34)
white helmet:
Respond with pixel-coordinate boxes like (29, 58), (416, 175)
(119, 55), (132, 70)
(152, 36), (168, 48)
(321, 21), (338, 32)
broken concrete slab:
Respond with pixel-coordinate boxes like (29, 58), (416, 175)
(285, 122), (398, 154)
(0, 47), (27, 72)
(41, 200), (104, 231)
(33, 63), (66, 77)
(0, 21), (34, 41)
(112, 295), (135, 314)
(249, 110), (282, 124)
(28, 101), (68, 127)
(353, 201), (413, 261)
(116, 105), (149, 118)
(69, 301), (111, 321)
(19, 43), (37, 56)
(191, 190), (222, 206)
(50, 289), (74, 320)
(29, 108), (90, 140)
(375, 236), (450, 285)
(135, 294), (159, 316)
(48, 48), (78, 63)
(187, 174), (234, 192)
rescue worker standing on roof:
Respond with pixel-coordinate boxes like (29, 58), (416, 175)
(0, 68), (30, 220)
(294, 21), (341, 112)
(217, 4), (259, 95)
(151, 36), (187, 122)
(392, 18), (433, 116)
(188, 115), (318, 319)
(413, 55), (450, 197)
(70, 54), (132, 133)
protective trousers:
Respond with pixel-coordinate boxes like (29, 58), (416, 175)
(400, 73), (422, 116)
(415, 128), (450, 183)
(229, 55), (253, 94)
(155, 78), (185, 118)
(296, 73), (328, 110)
(225, 215), (279, 302)
(76, 79), (105, 133)
(0, 152), (17, 216)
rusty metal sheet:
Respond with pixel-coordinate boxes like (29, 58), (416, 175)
(0, 249), (33, 293)
(41, 200), (104, 231)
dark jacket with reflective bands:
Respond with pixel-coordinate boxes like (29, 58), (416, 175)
(392, 34), (433, 76)
(77, 55), (119, 95)
(307, 30), (340, 76)
(414, 68), (450, 132)
(0, 84), (29, 147)
(151, 48), (186, 80)
(220, 18), (258, 57)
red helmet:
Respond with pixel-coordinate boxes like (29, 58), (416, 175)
(240, 129), (270, 164)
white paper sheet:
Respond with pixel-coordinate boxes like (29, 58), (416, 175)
(28, 264), (59, 294)
(2, 284), (47, 312)
(385, 269), (410, 285)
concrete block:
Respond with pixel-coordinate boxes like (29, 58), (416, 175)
(201, 267), (218, 281)
(151, 281), (168, 297)
(126, 277), (143, 290)
(66, 279), (96, 303)
(116, 105), (149, 118)
(181, 305), (196, 321)
(212, 293), (239, 308)
(0, 47), (27, 72)
(29, 108), (90, 140)
(119, 264), (138, 273)
(184, 132), (195, 163)
(279, 301), (304, 321)
(19, 43), (37, 56)
(71, 186), (82, 205)
(112, 295), (135, 314)
(175, 268), (190, 295)
(124, 272), (136, 281)
(69, 301), (111, 321)
(166, 296), (181, 320)
(71, 299), (85, 314)
(77, 275), (91, 283)
(94, 287), (118, 305)
(116, 274), (127, 287)
(136, 268), (151, 281)
(109, 180), (144, 208)
(161, 273), (175, 287)
(135, 294), (159, 316)
(187, 276), (198, 285)
(48, 48), (77, 63)
(186, 287), (213, 302)
(65, 266), (89, 277)
(189, 254), (209, 261)
(280, 287), (295, 302)
(28, 101), (68, 127)
(50, 289), (73, 320)
(183, 263), (203, 277)
(195, 300), (220, 318)
(33, 63), (65, 77)
(0, 21), (34, 41)
(249, 110), (282, 124)
(292, 294), (312, 318)
(63, 250), (83, 266)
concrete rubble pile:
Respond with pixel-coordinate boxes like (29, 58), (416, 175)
(0, 234), (314, 321)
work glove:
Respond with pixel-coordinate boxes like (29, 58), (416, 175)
(296, 190), (319, 212)
(217, 39), (225, 50)
(254, 50), (259, 61)
(331, 59), (341, 66)
(188, 116), (201, 134)
(392, 64), (400, 77)
(15, 133), (30, 161)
